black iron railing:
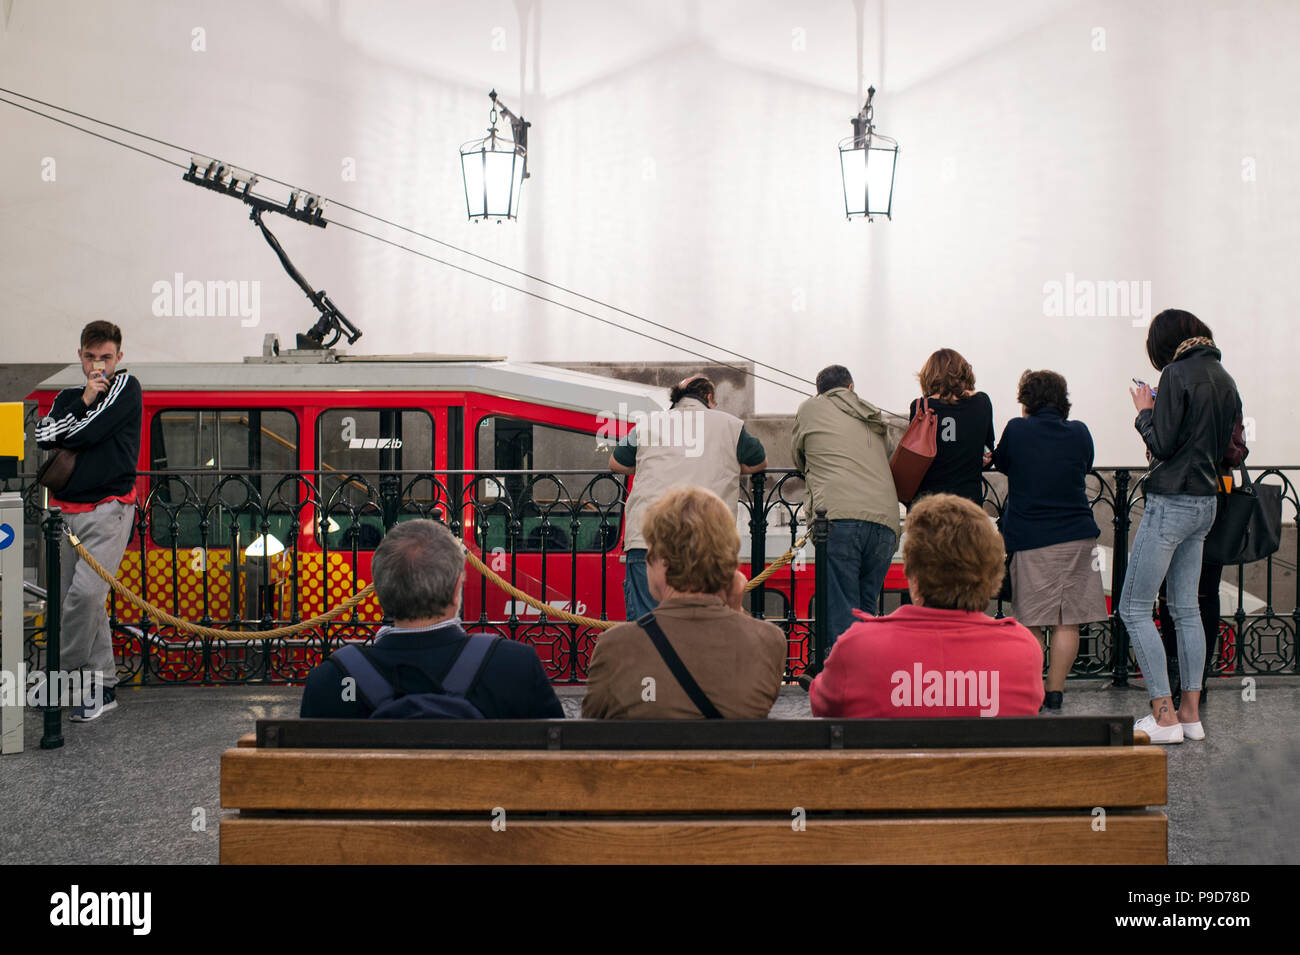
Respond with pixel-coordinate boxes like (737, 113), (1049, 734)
(9, 465), (1298, 685)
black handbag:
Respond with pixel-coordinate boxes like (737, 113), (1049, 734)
(1203, 466), (1282, 565)
(36, 448), (78, 494)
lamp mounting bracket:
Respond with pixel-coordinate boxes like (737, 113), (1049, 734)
(852, 85), (877, 149)
(487, 89), (531, 179)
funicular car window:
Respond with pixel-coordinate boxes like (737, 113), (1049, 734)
(474, 415), (623, 553)
(149, 409), (298, 549)
(316, 409), (435, 550)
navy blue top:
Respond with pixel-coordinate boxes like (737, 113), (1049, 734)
(300, 622), (564, 719)
(991, 409), (1100, 554)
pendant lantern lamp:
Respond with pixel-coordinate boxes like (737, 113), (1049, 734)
(839, 85), (898, 221)
(461, 89), (530, 221)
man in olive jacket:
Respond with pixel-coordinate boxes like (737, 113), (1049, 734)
(792, 365), (901, 650)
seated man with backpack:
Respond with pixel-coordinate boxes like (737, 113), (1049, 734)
(300, 519), (563, 719)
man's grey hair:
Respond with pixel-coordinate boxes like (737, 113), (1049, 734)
(371, 520), (465, 622)
(815, 365), (854, 394)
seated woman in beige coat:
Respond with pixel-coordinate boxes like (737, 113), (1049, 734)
(582, 486), (787, 719)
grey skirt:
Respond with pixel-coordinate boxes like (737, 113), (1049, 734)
(1010, 537), (1109, 627)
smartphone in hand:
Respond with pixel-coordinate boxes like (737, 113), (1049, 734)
(92, 360), (106, 379)
(1131, 377), (1157, 397)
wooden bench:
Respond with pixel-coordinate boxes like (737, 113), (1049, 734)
(220, 717), (1166, 864)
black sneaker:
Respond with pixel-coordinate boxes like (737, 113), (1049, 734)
(1040, 690), (1063, 713)
(69, 686), (117, 722)
(796, 674), (814, 692)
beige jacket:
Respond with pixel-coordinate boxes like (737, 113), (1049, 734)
(582, 595), (787, 719)
(791, 387), (900, 537)
(620, 397), (746, 552)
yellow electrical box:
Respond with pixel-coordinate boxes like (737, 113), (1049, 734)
(0, 402), (23, 460)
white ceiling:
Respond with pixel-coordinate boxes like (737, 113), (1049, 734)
(282, 0), (1080, 101)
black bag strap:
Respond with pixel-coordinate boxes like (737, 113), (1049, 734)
(441, 633), (498, 697)
(333, 632), (497, 707)
(331, 644), (395, 711)
(636, 612), (723, 719)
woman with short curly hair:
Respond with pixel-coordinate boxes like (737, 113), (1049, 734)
(582, 487), (786, 720)
(991, 370), (1107, 712)
(810, 494), (1044, 718)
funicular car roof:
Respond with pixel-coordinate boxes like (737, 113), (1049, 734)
(35, 357), (671, 417)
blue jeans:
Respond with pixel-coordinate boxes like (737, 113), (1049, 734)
(1117, 493), (1218, 700)
(825, 519), (897, 652)
(623, 548), (656, 620)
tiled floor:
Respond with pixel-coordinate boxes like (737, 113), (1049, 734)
(2, 678), (1296, 864)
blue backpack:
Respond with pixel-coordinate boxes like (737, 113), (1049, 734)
(331, 634), (499, 719)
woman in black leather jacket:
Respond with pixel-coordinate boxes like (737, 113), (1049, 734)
(1117, 310), (1242, 744)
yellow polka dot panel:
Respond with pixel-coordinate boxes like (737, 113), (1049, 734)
(108, 549), (383, 623)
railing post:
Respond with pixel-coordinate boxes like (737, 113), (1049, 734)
(1110, 469), (1132, 687)
(136, 505), (151, 685)
(1290, 504), (1300, 676)
(748, 471), (767, 619)
(811, 506), (829, 675)
(379, 473), (401, 532)
(40, 508), (64, 750)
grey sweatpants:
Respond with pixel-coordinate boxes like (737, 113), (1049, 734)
(58, 500), (134, 690)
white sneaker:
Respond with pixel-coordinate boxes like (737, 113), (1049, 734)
(1179, 720), (1206, 741)
(1135, 714), (1184, 744)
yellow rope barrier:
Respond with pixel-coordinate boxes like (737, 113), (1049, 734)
(65, 528), (810, 638)
(747, 534), (809, 588)
(67, 532), (374, 640)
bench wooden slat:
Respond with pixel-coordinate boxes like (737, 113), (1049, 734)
(221, 746), (1166, 812)
(219, 813), (1167, 865)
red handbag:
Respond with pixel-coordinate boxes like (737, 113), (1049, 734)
(890, 397), (938, 504)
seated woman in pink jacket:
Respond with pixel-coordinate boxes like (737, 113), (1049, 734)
(810, 494), (1044, 718)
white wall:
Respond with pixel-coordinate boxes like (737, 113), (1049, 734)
(875, 0), (1300, 464)
(1, 0), (1296, 463)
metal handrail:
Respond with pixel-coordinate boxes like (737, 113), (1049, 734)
(9, 464), (1299, 685)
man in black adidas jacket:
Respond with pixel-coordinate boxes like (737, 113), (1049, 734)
(35, 321), (143, 721)
(300, 519), (563, 719)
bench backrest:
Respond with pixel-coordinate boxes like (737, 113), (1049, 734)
(252, 716), (1139, 750)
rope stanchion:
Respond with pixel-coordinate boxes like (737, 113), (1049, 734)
(461, 548), (614, 630)
(443, 536), (809, 631)
(746, 534), (809, 588)
(66, 528), (811, 639)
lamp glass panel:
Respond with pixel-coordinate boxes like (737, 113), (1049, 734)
(511, 153), (525, 216)
(865, 145), (897, 216)
(482, 149), (522, 217)
(840, 146), (869, 216)
(461, 150), (487, 218)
